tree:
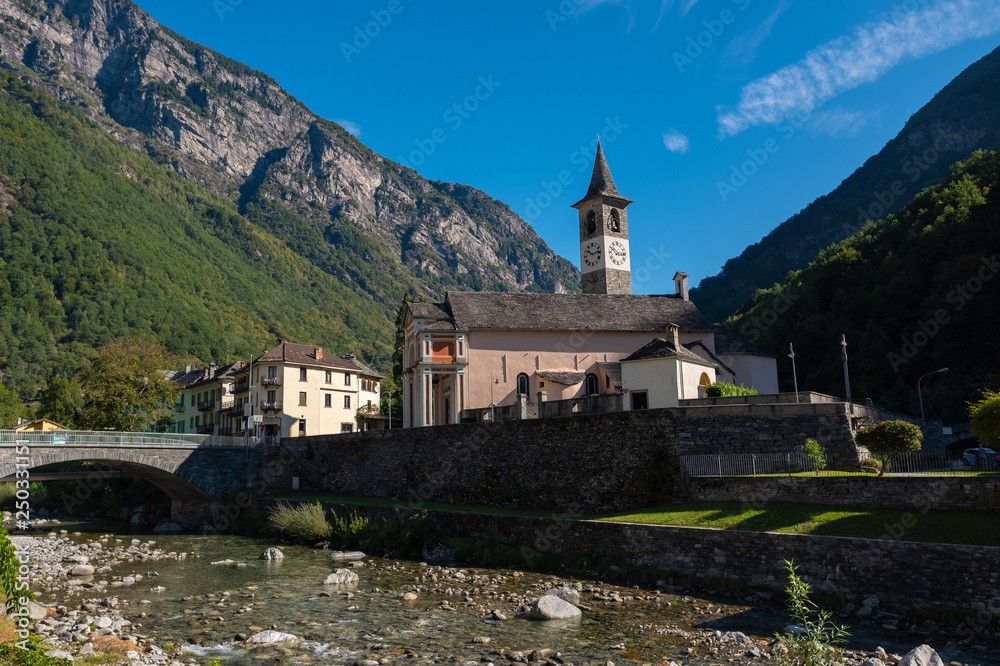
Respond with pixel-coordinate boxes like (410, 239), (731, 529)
(37, 376), (83, 428)
(855, 420), (923, 477)
(968, 390), (1000, 449)
(77, 338), (180, 432)
(391, 293), (413, 387)
(0, 383), (22, 429)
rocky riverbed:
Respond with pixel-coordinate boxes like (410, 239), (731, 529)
(6, 523), (999, 666)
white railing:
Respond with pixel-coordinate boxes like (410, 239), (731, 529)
(0, 430), (265, 449)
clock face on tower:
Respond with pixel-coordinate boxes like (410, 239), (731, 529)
(608, 240), (627, 266)
(582, 241), (602, 268)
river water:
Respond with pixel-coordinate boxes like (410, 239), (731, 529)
(25, 522), (998, 666)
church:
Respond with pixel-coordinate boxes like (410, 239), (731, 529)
(401, 144), (778, 427)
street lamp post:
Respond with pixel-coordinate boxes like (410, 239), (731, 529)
(917, 367), (949, 422)
(490, 377), (499, 422)
(840, 334), (852, 414)
(788, 342), (799, 404)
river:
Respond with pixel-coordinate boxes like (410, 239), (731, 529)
(14, 521), (998, 666)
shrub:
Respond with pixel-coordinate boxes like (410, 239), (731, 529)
(266, 502), (331, 543)
(774, 561), (850, 666)
(704, 381), (759, 398)
(330, 510), (368, 543)
(801, 439), (826, 475)
(968, 390), (1000, 449)
(855, 420), (923, 477)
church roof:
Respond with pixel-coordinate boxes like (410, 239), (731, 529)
(622, 337), (718, 367)
(572, 142), (633, 207)
(439, 292), (711, 332)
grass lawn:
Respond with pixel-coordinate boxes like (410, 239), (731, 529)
(264, 490), (1000, 548)
(597, 502), (1000, 547)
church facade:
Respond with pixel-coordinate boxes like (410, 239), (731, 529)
(401, 144), (778, 428)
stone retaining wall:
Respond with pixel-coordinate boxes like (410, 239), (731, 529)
(685, 475), (1000, 513)
(256, 402), (859, 514)
(253, 498), (1000, 616)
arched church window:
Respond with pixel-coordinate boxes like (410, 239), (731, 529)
(585, 373), (599, 396)
(586, 210), (597, 234)
(608, 210), (620, 232)
(516, 373), (529, 396)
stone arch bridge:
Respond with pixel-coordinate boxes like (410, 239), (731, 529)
(0, 431), (254, 524)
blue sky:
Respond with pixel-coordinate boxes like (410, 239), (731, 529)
(135, 0), (1000, 294)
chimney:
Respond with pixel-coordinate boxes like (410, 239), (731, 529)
(666, 322), (681, 350)
(209, 362), (218, 378)
(315, 347), (323, 360)
(674, 271), (689, 301)
(344, 353), (356, 360)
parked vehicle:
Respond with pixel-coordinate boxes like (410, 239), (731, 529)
(962, 447), (998, 467)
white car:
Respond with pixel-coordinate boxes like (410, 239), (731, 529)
(962, 447), (998, 467)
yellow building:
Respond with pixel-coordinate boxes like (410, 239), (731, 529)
(4, 418), (67, 432)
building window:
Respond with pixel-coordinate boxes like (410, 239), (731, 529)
(300, 367), (307, 381)
(341, 423), (354, 433)
(608, 209), (620, 232)
(325, 370), (332, 384)
(267, 366), (277, 379)
(298, 419), (306, 436)
(299, 392), (307, 406)
(586, 210), (596, 234)
(267, 390), (276, 404)
(344, 395), (351, 409)
(606, 375), (611, 389)
(516, 373), (529, 396)
(631, 391), (649, 410)
(344, 372), (351, 386)
(325, 393), (332, 408)
(585, 373), (599, 396)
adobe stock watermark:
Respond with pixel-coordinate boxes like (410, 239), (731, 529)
(736, 286), (800, 347)
(522, 117), (628, 221)
(852, 128), (964, 228)
(716, 108), (811, 202)
(544, 0), (585, 31)
(673, 0), (752, 73)
(887, 254), (998, 372)
(212, 0), (243, 21)
(340, 0), (415, 63)
(396, 75), (502, 169)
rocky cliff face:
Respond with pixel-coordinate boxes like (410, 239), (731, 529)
(0, 0), (578, 301)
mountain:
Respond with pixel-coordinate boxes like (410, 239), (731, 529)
(0, 0), (579, 397)
(692, 45), (1000, 324)
(725, 150), (1000, 423)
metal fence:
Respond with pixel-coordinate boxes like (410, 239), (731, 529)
(680, 451), (999, 477)
(0, 430), (272, 449)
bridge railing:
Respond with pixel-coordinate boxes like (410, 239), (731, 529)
(0, 430), (273, 449)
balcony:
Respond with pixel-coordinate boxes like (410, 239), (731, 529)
(197, 400), (216, 412)
(260, 400), (283, 412)
(260, 377), (283, 386)
(224, 403), (245, 416)
(174, 403), (186, 413)
(233, 381), (249, 394)
(196, 424), (215, 435)
(219, 427), (234, 437)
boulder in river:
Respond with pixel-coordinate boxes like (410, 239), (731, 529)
(323, 569), (359, 586)
(899, 645), (944, 666)
(542, 586), (580, 606)
(244, 630), (299, 644)
(529, 594), (582, 621)
(153, 521), (184, 533)
(259, 548), (284, 560)
(68, 564), (95, 576)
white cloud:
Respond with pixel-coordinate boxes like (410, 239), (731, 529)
(334, 119), (361, 137)
(806, 106), (871, 138)
(717, 0), (1000, 137)
(680, 0), (699, 16)
(721, 0), (792, 67)
(576, 0), (675, 32)
(662, 129), (690, 153)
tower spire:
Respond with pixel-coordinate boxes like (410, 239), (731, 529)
(575, 142), (633, 206)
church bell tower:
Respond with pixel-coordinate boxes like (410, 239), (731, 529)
(571, 142), (633, 295)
